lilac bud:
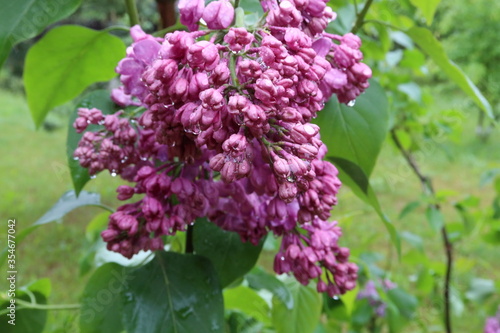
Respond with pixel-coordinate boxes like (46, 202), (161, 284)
(135, 166), (156, 181)
(179, 0), (205, 31)
(312, 37), (332, 57)
(73, 117), (88, 133)
(209, 154), (226, 171)
(222, 134), (247, 155)
(221, 161), (237, 183)
(200, 88), (224, 110)
(117, 185), (135, 200)
(238, 59), (262, 78)
(284, 28), (312, 50)
(341, 33), (362, 49)
(286, 244), (301, 260)
(188, 73), (209, 99)
(210, 62), (231, 85)
(273, 157), (290, 177)
(188, 41), (220, 70)
(142, 196), (163, 219)
(101, 229), (119, 242)
(203, 0), (235, 30)
(279, 182), (298, 202)
(224, 27), (254, 52)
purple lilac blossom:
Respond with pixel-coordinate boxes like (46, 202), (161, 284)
(357, 279), (397, 317)
(74, 0), (372, 297)
(485, 308), (500, 333)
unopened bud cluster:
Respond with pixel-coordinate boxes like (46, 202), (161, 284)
(74, 0), (372, 297)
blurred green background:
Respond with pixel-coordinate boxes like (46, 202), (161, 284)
(0, 0), (499, 332)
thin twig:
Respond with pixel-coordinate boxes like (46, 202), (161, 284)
(351, 0), (374, 34)
(390, 129), (453, 333)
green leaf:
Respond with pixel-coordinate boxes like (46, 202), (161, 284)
(351, 299), (373, 326)
(386, 302), (406, 333)
(24, 25), (126, 127)
(67, 90), (119, 195)
(387, 288), (418, 319)
(329, 157), (400, 255)
(224, 286), (271, 325)
(400, 231), (424, 252)
(1, 191), (101, 267)
(409, 0), (441, 25)
(246, 267), (294, 310)
(80, 211), (111, 276)
(239, 0), (264, 14)
(0, 225), (39, 267)
(398, 201), (421, 220)
(425, 206), (444, 232)
(465, 278), (495, 303)
(316, 79), (389, 177)
(0, 293), (48, 333)
(35, 190), (101, 225)
(193, 219), (264, 288)
(407, 27), (493, 118)
(340, 285), (359, 316)
(0, 0), (81, 68)
(80, 263), (126, 333)
(86, 212), (111, 242)
(122, 252), (224, 333)
(314, 80), (400, 253)
(0, 279), (51, 333)
(271, 279), (322, 333)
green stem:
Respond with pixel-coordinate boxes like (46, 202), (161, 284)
(104, 25), (131, 33)
(90, 204), (116, 213)
(363, 19), (401, 31)
(351, 0), (374, 34)
(125, 0), (140, 26)
(229, 54), (240, 87)
(235, 0), (240, 8)
(0, 300), (80, 315)
(153, 21), (187, 37)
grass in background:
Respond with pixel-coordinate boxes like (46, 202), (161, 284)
(0, 87), (498, 332)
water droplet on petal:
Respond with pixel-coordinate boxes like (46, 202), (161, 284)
(140, 156), (148, 161)
(347, 100), (356, 107)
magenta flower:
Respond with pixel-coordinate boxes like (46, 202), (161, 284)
(203, 0), (234, 30)
(485, 308), (500, 333)
(178, 0), (205, 31)
(73, 0), (374, 298)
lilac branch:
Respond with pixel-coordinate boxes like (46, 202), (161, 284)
(390, 129), (453, 333)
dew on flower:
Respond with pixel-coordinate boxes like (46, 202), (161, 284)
(72, 0), (369, 297)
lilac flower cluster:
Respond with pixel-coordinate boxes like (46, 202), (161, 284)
(357, 279), (397, 317)
(485, 308), (500, 333)
(74, 0), (372, 297)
